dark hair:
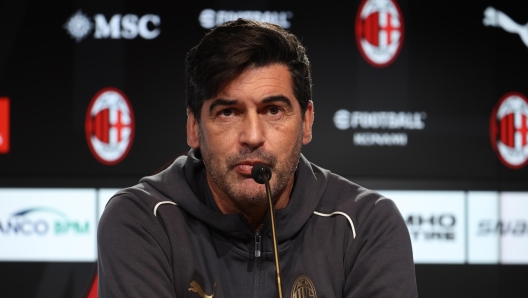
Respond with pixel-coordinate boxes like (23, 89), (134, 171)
(185, 18), (312, 121)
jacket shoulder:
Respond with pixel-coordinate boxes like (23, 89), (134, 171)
(316, 171), (388, 209)
(97, 184), (180, 297)
(313, 170), (402, 232)
(102, 182), (175, 219)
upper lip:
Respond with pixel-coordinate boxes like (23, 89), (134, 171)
(236, 160), (269, 166)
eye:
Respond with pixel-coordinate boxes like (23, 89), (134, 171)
(221, 109), (233, 116)
(268, 106), (281, 115)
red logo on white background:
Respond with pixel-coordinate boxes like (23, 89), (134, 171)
(0, 98), (9, 154)
(490, 92), (528, 169)
(355, 0), (404, 67)
(85, 88), (134, 165)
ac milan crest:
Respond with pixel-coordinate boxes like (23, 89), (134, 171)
(490, 92), (528, 169)
(355, 0), (404, 67)
(85, 88), (135, 165)
(0, 98), (9, 154)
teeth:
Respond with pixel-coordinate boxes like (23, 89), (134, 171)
(239, 165), (252, 171)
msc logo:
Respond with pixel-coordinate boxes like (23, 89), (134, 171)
(490, 92), (528, 169)
(64, 10), (160, 42)
(0, 207), (89, 236)
(406, 214), (456, 241)
(85, 88), (135, 165)
(355, 0), (404, 67)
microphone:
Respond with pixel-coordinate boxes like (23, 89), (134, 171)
(251, 163), (272, 184)
(251, 163), (283, 298)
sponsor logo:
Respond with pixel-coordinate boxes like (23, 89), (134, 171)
(85, 88), (134, 165)
(352, 132), (407, 146)
(500, 192), (528, 263)
(198, 9), (293, 29)
(0, 189), (97, 261)
(478, 220), (528, 236)
(0, 98), (9, 153)
(188, 281), (216, 298)
(63, 10), (93, 42)
(291, 275), (317, 298)
(64, 10), (160, 42)
(490, 92), (528, 169)
(467, 191), (500, 264)
(406, 214), (456, 241)
(333, 109), (426, 146)
(355, 0), (404, 67)
(483, 7), (528, 48)
(0, 207), (89, 236)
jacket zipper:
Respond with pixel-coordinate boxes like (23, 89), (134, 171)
(253, 231), (262, 298)
(255, 231), (262, 257)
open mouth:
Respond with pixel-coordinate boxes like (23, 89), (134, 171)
(234, 161), (270, 176)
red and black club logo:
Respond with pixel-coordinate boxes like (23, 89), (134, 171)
(355, 0), (404, 67)
(85, 87), (135, 165)
(490, 92), (528, 169)
(0, 97), (9, 154)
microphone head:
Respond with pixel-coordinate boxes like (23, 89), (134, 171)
(251, 163), (272, 184)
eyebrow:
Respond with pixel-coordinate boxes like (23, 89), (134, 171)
(208, 98), (238, 114)
(208, 95), (293, 114)
(262, 95), (293, 108)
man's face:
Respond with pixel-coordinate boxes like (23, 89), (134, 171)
(187, 64), (314, 209)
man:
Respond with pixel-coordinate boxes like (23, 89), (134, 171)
(98, 19), (418, 297)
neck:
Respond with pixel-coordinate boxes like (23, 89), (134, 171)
(206, 174), (294, 230)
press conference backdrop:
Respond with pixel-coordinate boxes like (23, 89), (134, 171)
(1, 0), (528, 297)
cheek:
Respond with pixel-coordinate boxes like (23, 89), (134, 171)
(268, 122), (302, 148)
(203, 125), (238, 151)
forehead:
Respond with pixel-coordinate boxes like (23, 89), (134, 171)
(215, 64), (295, 101)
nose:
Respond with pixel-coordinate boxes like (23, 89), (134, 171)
(239, 112), (265, 149)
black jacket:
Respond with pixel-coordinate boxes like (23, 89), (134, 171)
(98, 149), (418, 297)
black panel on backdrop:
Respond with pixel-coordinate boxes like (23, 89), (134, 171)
(1, 2), (528, 298)
(0, 0), (527, 188)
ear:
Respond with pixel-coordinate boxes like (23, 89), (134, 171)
(302, 101), (314, 145)
(186, 109), (200, 148)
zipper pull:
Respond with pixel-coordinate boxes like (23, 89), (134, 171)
(254, 231), (261, 258)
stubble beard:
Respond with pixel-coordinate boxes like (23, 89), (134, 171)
(199, 126), (303, 210)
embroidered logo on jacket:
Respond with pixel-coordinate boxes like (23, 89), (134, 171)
(188, 281), (216, 298)
(291, 275), (317, 298)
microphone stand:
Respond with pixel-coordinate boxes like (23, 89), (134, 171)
(261, 169), (283, 298)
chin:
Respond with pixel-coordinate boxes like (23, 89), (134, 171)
(228, 185), (268, 208)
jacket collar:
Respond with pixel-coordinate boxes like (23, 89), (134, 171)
(140, 148), (329, 242)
